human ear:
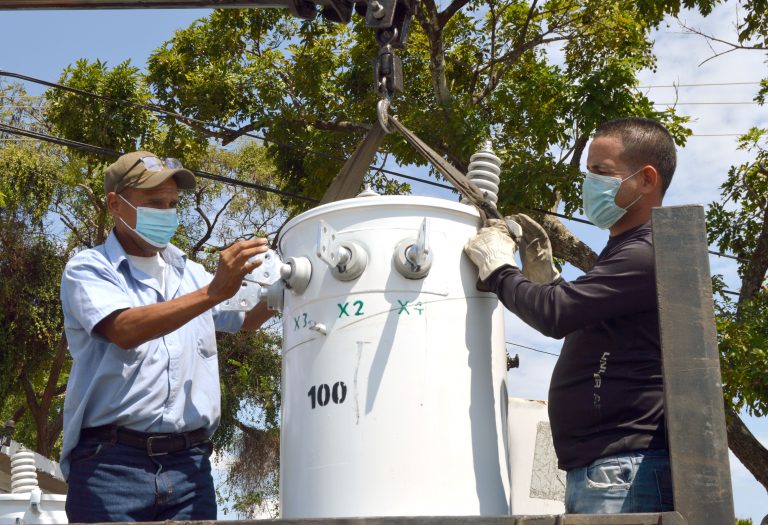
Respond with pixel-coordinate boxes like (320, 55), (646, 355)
(106, 192), (120, 214)
(640, 166), (660, 195)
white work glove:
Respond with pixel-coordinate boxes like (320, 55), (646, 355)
(509, 213), (560, 284)
(463, 219), (518, 282)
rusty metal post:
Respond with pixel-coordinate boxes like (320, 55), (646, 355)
(652, 205), (734, 524)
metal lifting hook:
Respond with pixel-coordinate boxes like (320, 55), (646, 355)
(377, 99), (394, 134)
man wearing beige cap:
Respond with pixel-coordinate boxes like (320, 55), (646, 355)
(59, 151), (274, 522)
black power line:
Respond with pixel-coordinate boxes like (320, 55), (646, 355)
(0, 70), (600, 225)
(0, 123), (748, 297)
(0, 122), (319, 203)
(0, 69), (754, 269)
(0, 69), (456, 192)
(0, 119), (751, 274)
(638, 81), (762, 88)
(506, 341), (560, 357)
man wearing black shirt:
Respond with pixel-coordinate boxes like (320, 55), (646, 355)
(464, 118), (677, 514)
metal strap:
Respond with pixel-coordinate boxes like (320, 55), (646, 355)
(385, 114), (501, 225)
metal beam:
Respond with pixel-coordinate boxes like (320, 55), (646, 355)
(652, 205), (735, 524)
(167, 514), (686, 524)
(0, 0), (303, 9)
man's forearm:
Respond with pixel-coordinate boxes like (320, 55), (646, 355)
(242, 301), (276, 331)
(94, 286), (221, 349)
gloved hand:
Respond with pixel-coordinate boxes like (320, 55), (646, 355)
(463, 219), (518, 281)
(508, 213), (560, 284)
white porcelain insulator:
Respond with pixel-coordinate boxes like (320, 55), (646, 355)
(461, 141), (501, 207)
(10, 450), (38, 493)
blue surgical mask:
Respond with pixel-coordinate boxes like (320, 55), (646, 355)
(581, 169), (642, 229)
(119, 194), (179, 248)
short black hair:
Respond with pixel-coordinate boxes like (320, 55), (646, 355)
(594, 117), (677, 195)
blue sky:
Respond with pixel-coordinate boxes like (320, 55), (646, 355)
(1, 2), (766, 522)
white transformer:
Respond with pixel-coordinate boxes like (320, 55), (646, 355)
(276, 194), (511, 518)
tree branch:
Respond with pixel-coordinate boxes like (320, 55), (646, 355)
(58, 213), (90, 249)
(309, 119), (371, 134)
(10, 405), (27, 425)
(539, 213), (597, 271)
(738, 203), (768, 305)
(518, 0), (538, 46)
(177, 119), (265, 146)
(39, 331), (68, 414)
(678, 20), (766, 66)
(473, 35), (570, 105)
(569, 135), (589, 168)
(726, 405), (768, 491)
(190, 196), (233, 255)
(479, 35), (570, 73)
(75, 183), (104, 215)
(46, 412), (64, 454)
(20, 372), (40, 416)
(417, 0), (452, 106)
(437, 0), (470, 28)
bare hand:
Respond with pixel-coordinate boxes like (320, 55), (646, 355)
(208, 238), (270, 303)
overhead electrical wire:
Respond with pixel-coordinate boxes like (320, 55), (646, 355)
(652, 102), (759, 105)
(0, 69), (752, 269)
(0, 122), (319, 203)
(0, 104), (750, 266)
(1, 101), (748, 138)
(638, 81), (762, 88)
(0, 70), (595, 226)
(506, 341), (560, 357)
(0, 70), (456, 192)
(2, 120), (749, 298)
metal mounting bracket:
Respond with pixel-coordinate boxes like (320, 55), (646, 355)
(317, 220), (368, 281)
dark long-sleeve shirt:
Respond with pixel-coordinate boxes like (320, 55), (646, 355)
(486, 223), (666, 470)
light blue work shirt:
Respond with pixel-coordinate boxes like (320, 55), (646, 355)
(59, 230), (244, 479)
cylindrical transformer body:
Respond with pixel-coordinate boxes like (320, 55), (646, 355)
(277, 195), (510, 518)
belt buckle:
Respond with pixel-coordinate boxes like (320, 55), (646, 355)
(146, 435), (169, 456)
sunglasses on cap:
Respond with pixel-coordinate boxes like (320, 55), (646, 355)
(124, 156), (184, 175)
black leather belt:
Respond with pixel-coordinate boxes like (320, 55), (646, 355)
(80, 425), (210, 456)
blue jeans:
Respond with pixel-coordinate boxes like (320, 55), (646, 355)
(565, 449), (673, 514)
(65, 438), (217, 522)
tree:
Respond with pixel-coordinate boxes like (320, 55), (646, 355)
(140, 0), (767, 495)
(0, 83), (70, 458)
(681, 0), (768, 492)
(145, 1), (695, 264)
(707, 128), (768, 490)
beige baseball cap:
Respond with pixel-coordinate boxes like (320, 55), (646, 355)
(104, 151), (196, 194)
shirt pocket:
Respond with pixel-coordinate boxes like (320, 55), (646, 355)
(193, 311), (218, 360)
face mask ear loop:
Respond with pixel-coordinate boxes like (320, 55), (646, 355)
(116, 194), (136, 230)
(624, 193), (643, 211)
(619, 168), (644, 211)
(620, 167), (644, 185)
(118, 193), (137, 210)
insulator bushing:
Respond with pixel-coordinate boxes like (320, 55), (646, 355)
(10, 449), (38, 493)
(462, 141), (501, 207)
